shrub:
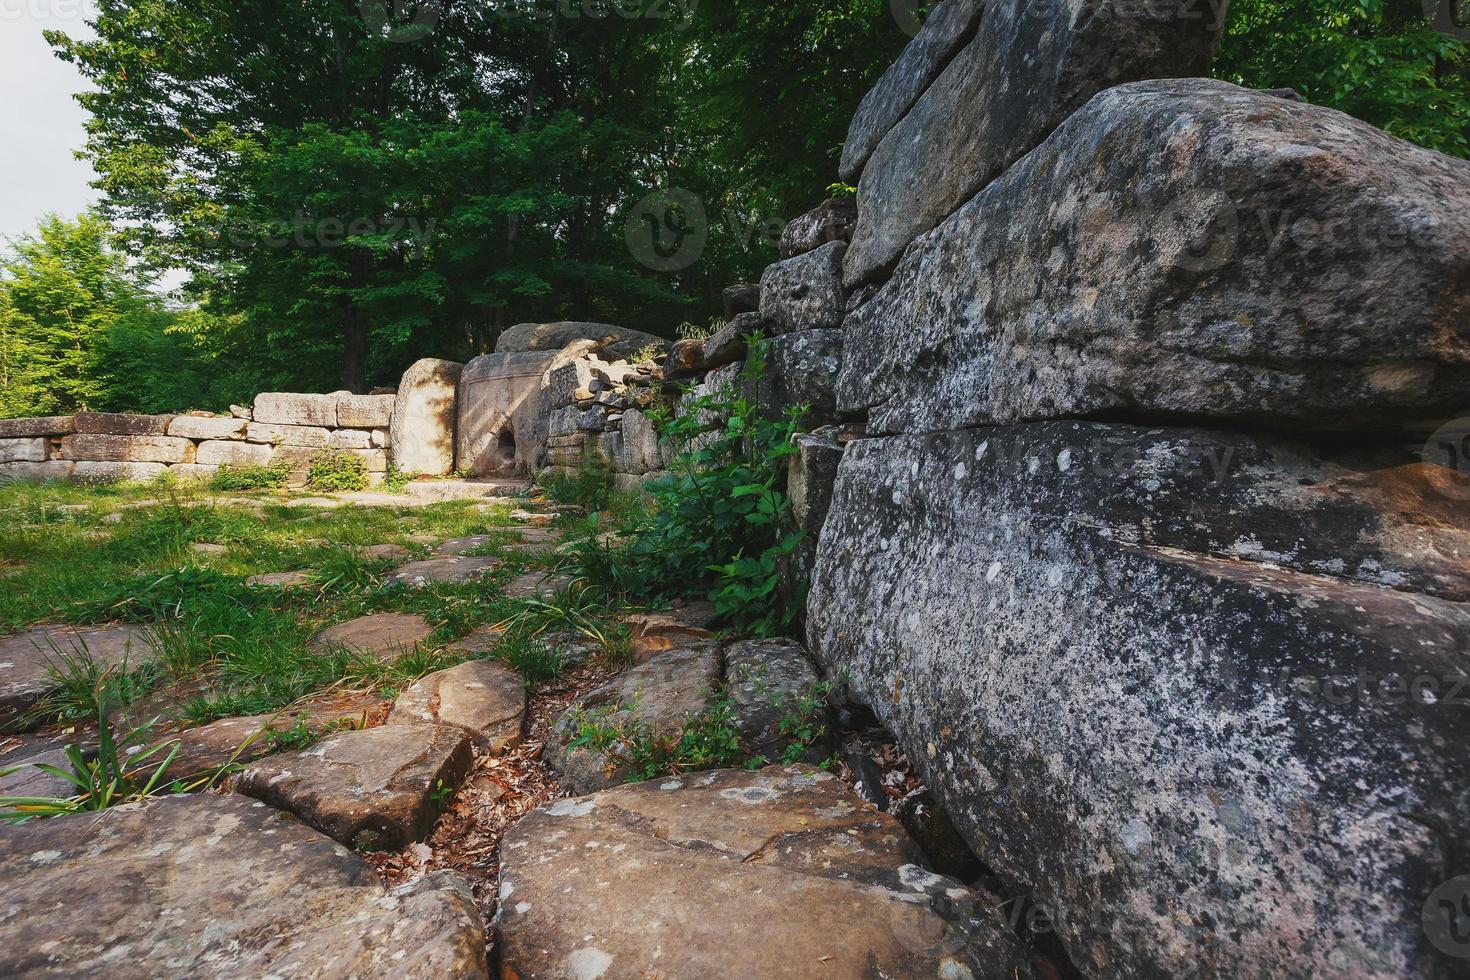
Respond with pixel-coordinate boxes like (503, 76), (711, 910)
(540, 462), (616, 511)
(210, 463), (289, 491)
(306, 450), (369, 492)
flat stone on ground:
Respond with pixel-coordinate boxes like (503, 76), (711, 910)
(501, 572), (573, 601)
(245, 570), (315, 589)
(389, 660), (527, 754)
(545, 641), (721, 794)
(0, 625), (160, 733)
(236, 723), (473, 851)
(433, 535), (496, 556)
(0, 794), (487, 977)
(354, 543), (409, 561)
(496, 765), (1029, 980)
(311, 613), (434, 659)
(386, 557), (500, 588)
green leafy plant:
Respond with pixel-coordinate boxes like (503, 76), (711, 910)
(774, 681), (832, 765)
(305, 451), (369, 493)
(429, 778), (454, 811)
(493, 631), (566, 683)
(540, 463), (617, 512)
(381, 464), (417, 494)
(210, 463), (290, 491)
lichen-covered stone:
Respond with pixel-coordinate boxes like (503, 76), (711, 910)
(245, 421), (331, 448)
(236, 723), (473, 851)
(781, 429), (845, 616)
(73, 411), (174, 435)
(545, 642), (721, 794)
(702, 314), (753, 368)
(0, 794), (487, 977)
(845, 0), (1226, 286)
(841, 80), (1470, 434)
(336, 392), (396, 428)
(497, 766), (1032, 980)
(195, 440), (274, 468)
(838, 0), (984, 182)
(759, 241), (847, 335)
(0, 415), (74, 438)
(494, 321), (664, 361)
(71, 461), (168, 483)
(752, 329), (843, 423)
(806, 424), (1470, 978)
(724, 638), (829, 764)
(0, 461), (73, 482)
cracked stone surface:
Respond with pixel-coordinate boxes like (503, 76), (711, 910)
(388, 660), (526, 754)
(0, 794), (487, 978)
(235, 723), (473, 851)
(0, 625), (160, 733)
(385, 557), (500, 587)
(725, 638), (830, 764)
(501, 572), (573, 601)
(544, 642), (721, 795)
(311, 613), (434, 660)
(496, 765), (1031, 979)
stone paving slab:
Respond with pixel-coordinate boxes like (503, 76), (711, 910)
(236, 722), (473, 851)
(0, 625), (159, 733)
(496, 766), (1030, 980)
(389, 660), (526, 754)
(311, 613), (434, 660)
(385, 557), (500, 588)
(0, 794), (487, 977)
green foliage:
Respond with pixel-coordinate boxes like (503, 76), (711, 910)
(0, 687), (182, 823)
(306, 451), (369, 493)
(567, 692), (749, 783)
(540, 464), (618, 512)
(774, 681), (833, 766)
(210, 463), (290, 491)
(381, 464), (417, 494)
(1215, 0), (1470, 157)
(564, 338), (805, 634)
(493, 631), (567, 684)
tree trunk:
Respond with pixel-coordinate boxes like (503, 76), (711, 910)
(343, 316), (368, 394)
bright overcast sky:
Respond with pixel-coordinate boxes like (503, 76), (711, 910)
(0, 2), (98, 243)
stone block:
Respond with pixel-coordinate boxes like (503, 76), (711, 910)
(0, 460), (74, 482)
(245, 422), (330, 448)
(252, 392), (337, 427)
(74, 412), (173, 436)
(167, 416), (248, 440)
(0, 416), (74, 438)
(0, 438), (46, 464)
(327, 428), (372, 450)
(61, 433), (194, 464)
(335, 393), (395, 428)
(760, 242), (847, 334)
(196, 440), (275, 468)
(391, 359), (463, 477)
(72, 461), (168, 483)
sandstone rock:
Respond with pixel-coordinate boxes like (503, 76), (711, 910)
(237, 723), (473, 851)
(245, 570), (314, 589)
(73, 411), (173, 435)
(0, 625), (159, 732)
(433, 535), (496, 556)
(501, 572), (574, 601)
(229, 403), (252, 420)
(721, 282), (760, 320)
(166, 415), (247, 440)
(779, 198), (859, 259)
(371, 428), (390, 448)
(807, 424), (1470, 978)
(386, 557), (500, 588)
(389, 660), (526, 753)
(0, 415), (73, 438)
(350, 447), (389, 474)
(252, 392), (338, 427)
(759, 241), (847, 335)
(0, 437), (46, 464)
(328, 428), (373, 450)
(196, 440), (274, 468)
(312, 613), (434, 659)
(0, 461), (73, 482)
(354, 543), (408, 561)
(445, 624), (507, 657)
(0, 795), (487, 978)
(842, 80), (1470, 434)
(391, 359), (463, 476)
(245, 421), (331, 448)
(336, 392), (396, 428)
(497, 765), (1031, 980)
(838, 0), (985, 181)
(71, 461), (167, 483)
(546, 642), (721, 794)
(845, 0), (1226, 286)
(702, 314), (753, 368)
(494, 321), (664, 361)
(60, 433), (194, 464)
(667, 337), (706, 374)
(455, 350), (557, 477)
(616, 408), (663, 474)
(725, 638), (830, 764)
(190, 542), (229, 556)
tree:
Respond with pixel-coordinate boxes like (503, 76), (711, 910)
(1215, 0), (1470, 157)
(0, 214), (227, 419)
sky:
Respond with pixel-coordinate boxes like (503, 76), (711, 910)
(0, 1), (98, 244)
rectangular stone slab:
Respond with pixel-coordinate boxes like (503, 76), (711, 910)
(0, 415), (74, 438)
(60, 433), (195, 464)
(844, 0), (1225, 285)
(73, 411), (174, 435)
(840, 80), (1470, 434)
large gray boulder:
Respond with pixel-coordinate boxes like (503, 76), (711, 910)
(390, 358), (463, 476)
(0, 794), (487, 977)
(494, 321), (664, 361)
(844, 0), (1226, 286)
(838, 0), (984, 181)
(455, 350), (557, 477)
(841, 80), (1470, 435)
(806, 423), (1470, 978)
(752, 329), (843, 424)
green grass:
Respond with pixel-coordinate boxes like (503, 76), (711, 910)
(0, 478), (579, 728)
